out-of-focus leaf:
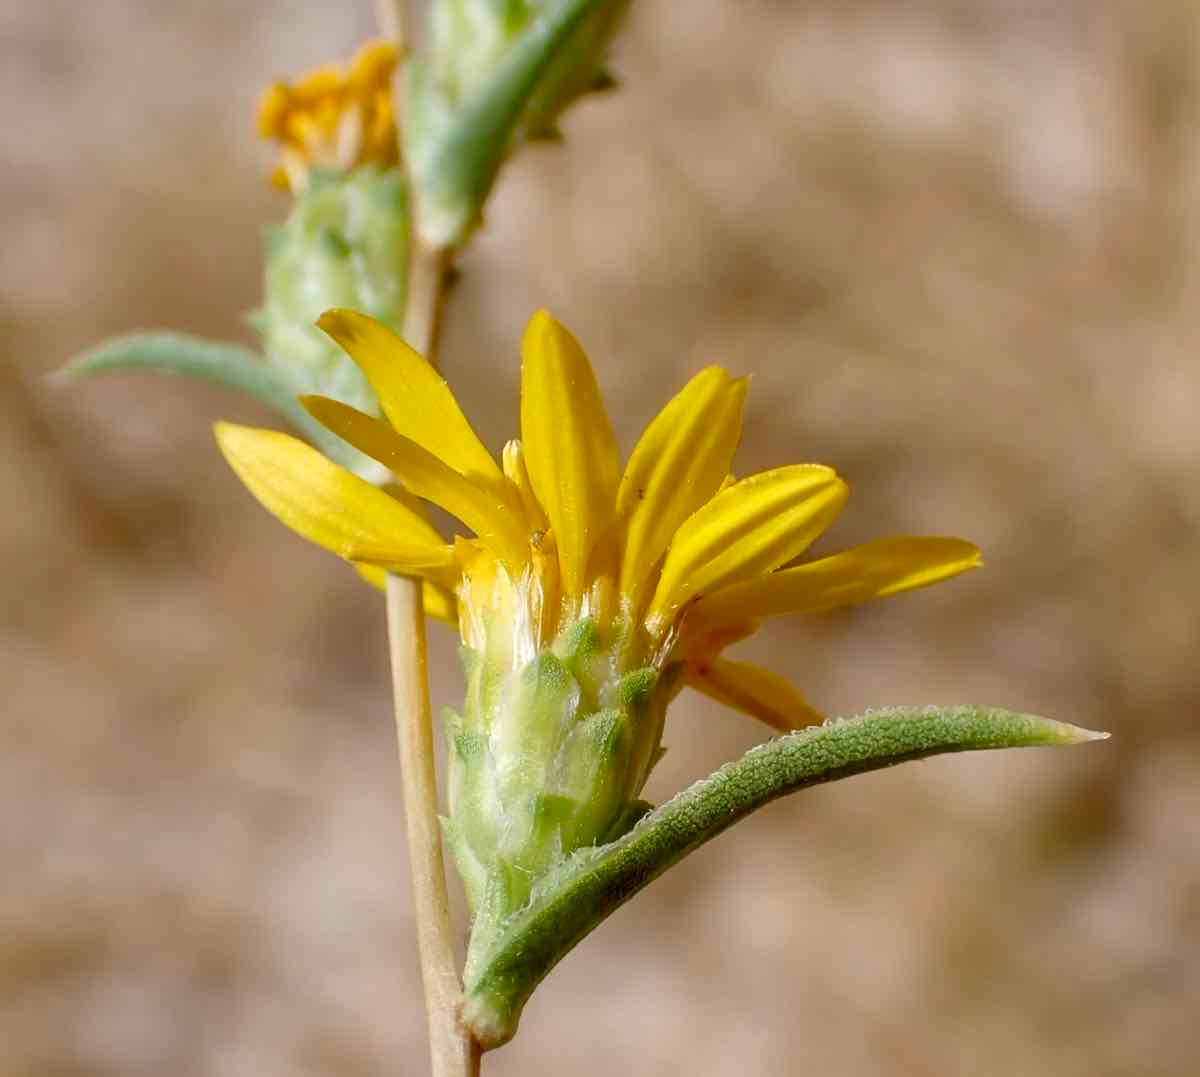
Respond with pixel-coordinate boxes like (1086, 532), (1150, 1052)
(60, 332), (371, 473)
(410, 0), (629, 246)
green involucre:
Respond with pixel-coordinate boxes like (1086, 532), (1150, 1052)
(445, 616), (674, 983)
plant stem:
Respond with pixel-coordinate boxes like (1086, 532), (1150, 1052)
(383, 2), (474, 1065)
(375, 0), (407, 48)
(404, 242), (452, 362)
(377, 0), (410, 145)
(389, 234), (474, 1075)
(386, 574), (479, 1077)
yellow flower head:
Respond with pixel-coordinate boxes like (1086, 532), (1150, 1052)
(257, 41), (400, 191)
(215, 310), (982, 734)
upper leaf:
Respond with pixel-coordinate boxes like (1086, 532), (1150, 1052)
(409, 0), (630, 246)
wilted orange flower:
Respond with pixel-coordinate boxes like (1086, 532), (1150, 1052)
(257, 40), (400, 191)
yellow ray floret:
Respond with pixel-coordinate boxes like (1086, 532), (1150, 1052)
(258, 40), (400, 190)
(300, 396), (529, 568)
(688, 536), (983, 634)
(503, 440), (549, 533)
(686, 657), (826, 733)
(617, 366), (747, 617)
(645, 464), (849, 632)
(217, 310), (983, 735)
(520, 312), (621, 601)
(316, 310), (503, 486)
(354, 564), (457, 624)
(215, 422), (452, 585)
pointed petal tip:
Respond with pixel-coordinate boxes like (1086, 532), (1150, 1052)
(693, 363), (734, 381)
(314, 307), (349, 327)
(297, 393), (325, 417)
(315, 307), (370, 344)
(212, 420), (288, 466)
(703, 366), (751, 398)
(212, 419), (244, 445)
(522, 309), (564, 353)
(819, 473), (852, 513)
(299, 393), (365, 434)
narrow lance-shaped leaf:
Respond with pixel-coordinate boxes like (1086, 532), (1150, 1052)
(60, 333), (375, 475)
(462, 705), (1106, 1049)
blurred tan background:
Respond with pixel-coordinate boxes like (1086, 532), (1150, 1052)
(4, 2), (1199, 1074)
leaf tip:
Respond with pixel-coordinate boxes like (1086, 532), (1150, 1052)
(1067, 725), (1111, 744)
(1028, 713), (1110, 746)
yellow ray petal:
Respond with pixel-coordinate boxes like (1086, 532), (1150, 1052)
(686, 657), (825, 733)
(316, 310), (502, 484)
(520, 311), (620, 598)
(215, 423), (448, 578)
(690, 536), (983, 632)
(646, 465), (848, 632)
(422, 580), (458, 623)
(421, 581), (460, 625)
(502, 439), (549, 532)
(302, 396), (529, 567)
(347, 541), (458, 579)
(355, 565), (459, 625)
(356, 563), (386, 590)
(381, 481), (435, 524)
(617, 366), (747, 614)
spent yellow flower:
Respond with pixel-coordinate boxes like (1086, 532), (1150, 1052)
(215, 310), (981, 956)
(258, 41), (400, 191)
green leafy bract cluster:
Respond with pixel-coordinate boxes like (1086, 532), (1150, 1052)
(253, 166), (408, 417)
(442, 615), (675, 981)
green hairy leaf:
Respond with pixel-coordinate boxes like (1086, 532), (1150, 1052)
(60, 333), (369, 473)
(463, 705), (1106, 1049)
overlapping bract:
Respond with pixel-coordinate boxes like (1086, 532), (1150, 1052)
(216, 310), (981, 731)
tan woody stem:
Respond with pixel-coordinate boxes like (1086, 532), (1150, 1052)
(374, 0), (407, 48)
(386, 571), (479, 1077)
(404, 243), (453, 362)
(385, 233), (475, 1077)
(380, 3), (473, 1061)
